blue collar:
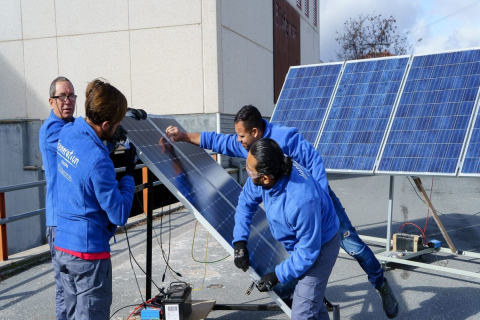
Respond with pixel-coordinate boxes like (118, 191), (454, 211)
(73, 117), (108, 151)
(49, 109), (75, 123)
(265, 173), (288, 198)
(263, 119), (272, 138)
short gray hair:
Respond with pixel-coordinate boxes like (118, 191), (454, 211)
(49, 76), (73, 97)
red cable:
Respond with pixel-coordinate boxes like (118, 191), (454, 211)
(398, 222), (425, 239)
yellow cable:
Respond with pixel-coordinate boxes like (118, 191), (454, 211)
(192, 221), (208, 291)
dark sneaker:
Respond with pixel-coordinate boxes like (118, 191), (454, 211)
(378, 278), (399, 319)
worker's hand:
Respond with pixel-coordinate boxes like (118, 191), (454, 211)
(234, 241), (250, 272)
(165, 125), (187, 143)
(124, 144), (137, 177)
(257, 272), (278, 292)
(126, 108), (147, 120)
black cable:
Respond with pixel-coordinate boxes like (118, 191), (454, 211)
(124, 227), (165, 294)
(109, 304), (140, 319)
(124, 227), (147, 309)
(133, 187), (182, 281)
(406, 177), (480, 219)
(156, 194), (181, 281)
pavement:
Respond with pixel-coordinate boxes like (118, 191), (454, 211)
(1, 174), (480, 319)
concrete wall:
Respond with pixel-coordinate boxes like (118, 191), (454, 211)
(0, 0), (319, 120)
(0, 120), (45, 255)
(0, 0), (210, 120)
(220, 0), (319, 118)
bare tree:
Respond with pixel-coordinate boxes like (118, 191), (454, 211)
(335, 13), (411, 61)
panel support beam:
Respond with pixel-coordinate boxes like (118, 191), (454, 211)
(386, 176), (394, 252)
(412, 177), (457, 253)
(146, 169), (154, 300)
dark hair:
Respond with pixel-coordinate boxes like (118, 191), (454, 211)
(85, 78), (127, 125)
(49, 76), (73, 97)
(250, 138), (292, 180)
(234, 105), (264, 131)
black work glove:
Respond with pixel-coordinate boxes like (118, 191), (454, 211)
(124, 144), (137, 177)
(257, 272), (278, 292)
(234, 241), (250, 272)
(127, 108), (147, 120)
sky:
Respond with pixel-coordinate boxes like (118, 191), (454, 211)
(319, 0), (480, 62)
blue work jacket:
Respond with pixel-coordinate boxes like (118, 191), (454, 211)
(233, 161), (339, 284)
(39, 110), (74, 227)
(55, 117), (134, 253)
(200, 119), (329, 192)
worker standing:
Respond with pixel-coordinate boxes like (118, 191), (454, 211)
(54, 79), (137, 319)
(39, 76), (76, 320)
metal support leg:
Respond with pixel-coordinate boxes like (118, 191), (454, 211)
(386, 176), (394, 252)
(38, 167), (46, 243)
(0, 193), (7, 261)
(146, 169), (154, 300)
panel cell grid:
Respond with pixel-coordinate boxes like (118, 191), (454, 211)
(271, 63), (342, 144)
(316, 57), (409, 172)
(378, 49), (480, 174)
(461, 106), (480, 175)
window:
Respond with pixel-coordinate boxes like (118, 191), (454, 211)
(313, 0), (317, 26)
(304, 0), (309, 18)
(296, 0), (301, 9)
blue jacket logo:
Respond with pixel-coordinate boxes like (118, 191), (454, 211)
(57, 140), (80, 168)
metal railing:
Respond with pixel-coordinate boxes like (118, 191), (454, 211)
(0, 164), (161, 261)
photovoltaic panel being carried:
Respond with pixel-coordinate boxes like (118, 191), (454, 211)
(315, 56), (409, 173)
(271, 62), (343, 144)
(377, 49), (480, 175)
(121, 116), (294, 316)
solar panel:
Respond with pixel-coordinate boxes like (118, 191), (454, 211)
(121, 116), (294, 315)
(315, 56), (409, 173)
(460, 94), (480, 176)
(377, 49), (480, 175)
(271, 62), (343, 144)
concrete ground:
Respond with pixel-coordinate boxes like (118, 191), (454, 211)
(1, 174), (480, 319)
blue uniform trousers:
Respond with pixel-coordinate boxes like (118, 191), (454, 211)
(292, 231), (341, 320)
(328, 186), (384, 290)
(56, 250), (112, 320)
(47, 226), (67, 320)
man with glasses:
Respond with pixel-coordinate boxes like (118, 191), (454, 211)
(39, 76), (77, 320)
(166, 105), (399, 319)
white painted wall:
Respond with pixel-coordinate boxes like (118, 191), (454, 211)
(0, 0), (206, 120)
(0, 0), (319, 120)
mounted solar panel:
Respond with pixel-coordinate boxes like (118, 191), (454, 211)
(460, 85), (480, 176)
(121, 116), (294, 316)
(315, 56), (410, 173)
(271, 62), (343, 144)
(377, 48), (480, 176)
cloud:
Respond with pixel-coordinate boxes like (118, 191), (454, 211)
(319, 0), (480, 61)
(415, 25), (480, 54)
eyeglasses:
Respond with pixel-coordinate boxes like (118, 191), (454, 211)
(51, 94), (77, 102)
(246, 164), (262, 179)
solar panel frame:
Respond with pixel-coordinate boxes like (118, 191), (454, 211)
(121, 115), (293, 317)
(271, 61), (345, 146)
(376, 47), (480, 176)
(459, 78), (480, 176)
(314, 55), (411, 174)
